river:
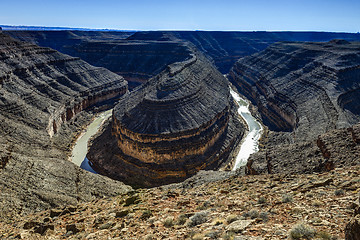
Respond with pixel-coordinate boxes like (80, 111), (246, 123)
(71, 89), (262, 173)
(70, 109), (112, 173)
(230, 88), (263, 170)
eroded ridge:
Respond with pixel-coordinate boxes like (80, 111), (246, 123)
(88, 47), (244, 187)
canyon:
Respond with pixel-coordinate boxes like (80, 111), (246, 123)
(0, 28), (359, 238)
(228, 40), (360, 175)
(7, 31), (360, 88)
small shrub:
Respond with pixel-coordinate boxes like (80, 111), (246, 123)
(306, 192), (314, 198)
(176, 213), (188, 225)
(140, 209), (152, 220)
(312, 200), (322, 207)
(197, 200), (211, 210)
(316, 231), (338, 240)
(259, 211), (269, 222)
(145, 234), (155, 240)
(289, 223), (316, 240)
(282, 194), (293, 203)
(291, 207), (304, 215)
(192, 233), (204, 240)
(205, 231), (221, 239)
(226, 214), (238, 224)
(334, 189), (345, 196)
(257, 196), (267, 204)
(187, 211), (209, 227)
(221, 231), (235, 240)
(248, 209), (259, 219)
(163, 216), (174, 228)
(243, 209), (259, 219)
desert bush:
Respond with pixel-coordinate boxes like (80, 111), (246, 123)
(259, 211), (269, 222)
(226, 214), (238, 224)
(197, 200), (211, 210)
(187, 211), (209, 227)
(176, 213), (188, 225)
(163, 216), (174, 228)
(248, 209), (259, 219)
(316, 231), (338, 240)
(140, 209), (152, 220)
(282, 194), (293, 203)
(289, 223), (315, 240)
(312, 200), (322, 207)
(334, 189), (345, 196)
(257, 196), (267, 204)
(205, 231), (221, 239)
(221, 231), (235, 240)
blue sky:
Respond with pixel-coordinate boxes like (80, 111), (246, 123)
(1, 0), (359, 32)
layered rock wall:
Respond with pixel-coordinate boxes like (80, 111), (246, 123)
(88, 47), (244, 187)
(0, 33), (131, 219)
(229, 41), (360, 141)
(8, 30), (360, 84)
(234, 41), (360, 175)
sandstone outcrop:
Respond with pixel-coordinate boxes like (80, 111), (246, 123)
(87, 46), (244, 187)
(0, 33), (131, 219)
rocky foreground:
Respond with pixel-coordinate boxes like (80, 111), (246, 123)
(1, 165), (359, 239)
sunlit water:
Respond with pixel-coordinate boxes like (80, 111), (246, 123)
(230, 88), (263, 170)
(71, 109), (112, 172)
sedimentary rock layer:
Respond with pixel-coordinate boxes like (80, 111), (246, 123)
(0, 33), (131, 219)
(229, 40), (360, 141)
(231, 40), (360, 175)
(88, 47), (244, 187)
(128, 31), (360, 73)
(8, 31), (360, 85)
(6, 31), (192, 89)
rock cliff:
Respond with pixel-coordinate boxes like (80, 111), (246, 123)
(66, 40), (192, 89)
(0, 33), (131, 220)
(6, 31), (192, 89)
(87, 46), (244, 187)
(7, 31), (360, 86)
(129, 31), (360, 73)
(228, 40), (360, 175)
(229, 40), (360, 140)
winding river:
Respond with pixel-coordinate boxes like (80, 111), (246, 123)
(71, 109), (112, 173)
(230, 88), (263, 170)
(71, 89), (262, 174)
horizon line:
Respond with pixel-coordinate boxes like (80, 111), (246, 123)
(1, 25), (359, 34)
